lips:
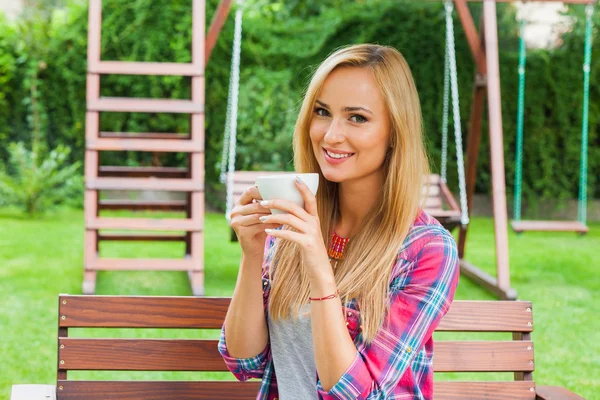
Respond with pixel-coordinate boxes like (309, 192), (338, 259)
(323, 148), (355, 165)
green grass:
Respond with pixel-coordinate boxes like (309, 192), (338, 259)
(1, 208), (598, 398)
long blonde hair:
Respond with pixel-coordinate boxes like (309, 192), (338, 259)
(268, 44), (430, 344)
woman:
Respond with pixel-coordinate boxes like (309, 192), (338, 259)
(218, 44), (459, 400)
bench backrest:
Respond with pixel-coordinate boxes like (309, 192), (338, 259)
(56, 295), (535, 400)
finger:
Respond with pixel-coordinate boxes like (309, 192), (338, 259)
(235, 201), (272, 217)
(259, 213), (307, 233)
(237, 186), (264, 206)
(235, 214), (277, 227)
(260, 199), (311, 222)
(294, 177), (318, 216)
(265, 227), (303, 244)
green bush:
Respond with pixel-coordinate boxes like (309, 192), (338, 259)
(0, 0), (597, 212)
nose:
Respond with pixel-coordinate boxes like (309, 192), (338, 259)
(323, 117), (345, 145)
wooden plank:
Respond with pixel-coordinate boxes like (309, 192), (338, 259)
(434, 341), (534, 372)
(428, 210), (462, 218)
(454, 0), (485, 73)
(58, 297), (530, 331)
(438, 301), (532, 332)
(87, 138), (203, 153)
(87, 177), (203, 191)
(87, 217), (202, 231)
(90, 258), (197, 271)
(98, 233), (187, 242)
(59, 295), (229, 329)
(100, 132), (189, 140)
(460, 260), (518, 301)
(98, 166), (188, 178)
(88, 98), (204, 114)
(58, 339), (223, 371)
(205, 0), (232, 64)
(484, 0), (512, 295)
(90, 61), (202, 76)
(192, 0), (206, 70)
(434, 381), (535, 400)
(98, 199), (187, 211)
(86, 0), (101, 67)
(511, 220), (589, 234)
(56, 381), (260, 400)
(439, 180), (461, 212)
(424, 196), (443, 209)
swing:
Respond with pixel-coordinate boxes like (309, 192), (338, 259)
(220, 1), (469, 239)
(511, 4), (593, 234)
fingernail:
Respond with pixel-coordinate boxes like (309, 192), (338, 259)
(295, 176), (303, 184)
(260, 200), (269, 207)
(265, 228), (273, 233)
(259, 216), (268, 222)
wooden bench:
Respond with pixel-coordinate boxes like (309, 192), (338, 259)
(11, 295), (584, 400)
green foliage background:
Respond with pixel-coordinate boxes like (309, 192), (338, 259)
(0, 0), (598, 210)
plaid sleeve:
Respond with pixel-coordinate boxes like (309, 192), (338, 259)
(217, 234), (278, 381)
(317, 229), (460, 399)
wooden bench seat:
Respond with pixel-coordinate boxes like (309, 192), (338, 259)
(11, 296), (584, 400)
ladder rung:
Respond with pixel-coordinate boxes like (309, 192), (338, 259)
(99, 166), (188, 178)
(87, 217), (202, 231)
(90, 257), (198, 271)
(87, 178), (202, 192)
(88, 138), (203, 153)
(90, 61), (203, 76)
(98, 232), (188, 242)
(100, 132), (190, 140)
(88, 98), (204, 114)
(511, 220), (589, 233)
(98, 199), (187, 211)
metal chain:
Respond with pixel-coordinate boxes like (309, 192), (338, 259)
(222, 3), (244, 222)
(445, 1), (469, 226)
(514, 17), (527, 222)
(578, 3), (594, 225)
(441, 34), (450, 183)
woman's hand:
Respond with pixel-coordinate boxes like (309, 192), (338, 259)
(259, 177), (332, 281)
(229, 186), (281, 261)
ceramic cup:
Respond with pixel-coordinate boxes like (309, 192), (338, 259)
(255, 173), (319, 215)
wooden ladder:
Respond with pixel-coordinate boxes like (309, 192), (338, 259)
(83, 0), (219, 296)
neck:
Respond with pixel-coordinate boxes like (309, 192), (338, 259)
(335, 169), (385, 238)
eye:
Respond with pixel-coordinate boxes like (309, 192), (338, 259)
(350, 114), (368, 123)
(314, 107), (330, 117)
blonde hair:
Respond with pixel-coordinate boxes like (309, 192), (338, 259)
(268, 44), (430, 344)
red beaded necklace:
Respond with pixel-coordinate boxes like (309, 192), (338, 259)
(328, 231), (350, 269)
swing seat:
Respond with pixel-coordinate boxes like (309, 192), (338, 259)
(511, 220), (588, 234)
(423, 174), (463, 232)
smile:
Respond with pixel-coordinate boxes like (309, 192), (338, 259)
(323, 148), (355, 164)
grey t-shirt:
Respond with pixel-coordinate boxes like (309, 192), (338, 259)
(267, 304), (319, 399)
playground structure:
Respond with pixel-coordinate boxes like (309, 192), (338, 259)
(82, 0), (235, 296)
(82, 0), (595, 300)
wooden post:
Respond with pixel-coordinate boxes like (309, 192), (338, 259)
(482, 0), (511, 295)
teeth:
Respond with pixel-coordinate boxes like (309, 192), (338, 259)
(326, 150), (353, 159)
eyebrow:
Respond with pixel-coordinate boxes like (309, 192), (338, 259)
(315, 100), (374, 116)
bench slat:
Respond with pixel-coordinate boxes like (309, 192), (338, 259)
(434, 381), (536, 400)
(57, 381), (260, 400)
(59, 296), (228, 328)
(434, 341), (534, 372)
(98, 166), (188, 178)
(437, 300), (533, 332)
(58, 338), (533, 373)
(53, 381), (538, 400)
(59, 296), (533, 332)
(59, 339), (225, 371)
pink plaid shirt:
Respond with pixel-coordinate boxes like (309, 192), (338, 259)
(219, 210), (460, 399)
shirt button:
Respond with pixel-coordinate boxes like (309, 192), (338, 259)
(407, 346), (412, 353)
(346, 321), (349, 326)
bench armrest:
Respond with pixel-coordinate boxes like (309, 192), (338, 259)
(536, 386), (585, 400)
(10, 385), (56, 400)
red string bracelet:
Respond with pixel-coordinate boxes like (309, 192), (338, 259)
(309, 289), (339, 301)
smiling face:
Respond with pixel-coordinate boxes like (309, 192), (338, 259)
(309, 66), (391, 184)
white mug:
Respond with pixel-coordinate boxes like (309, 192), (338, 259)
(255, 173), (319, 215)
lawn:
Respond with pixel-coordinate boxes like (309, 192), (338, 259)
(1, 207), (598, 398)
